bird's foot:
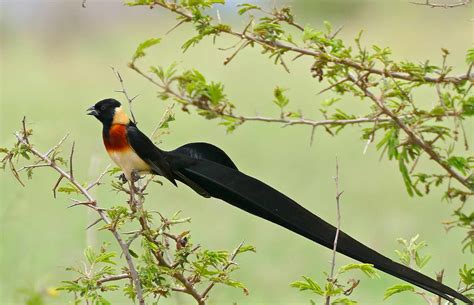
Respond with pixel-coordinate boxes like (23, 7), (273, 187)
(117, 173), (128, 184)
(131, 170), (142, 183)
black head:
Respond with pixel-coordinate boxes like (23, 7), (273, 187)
(87, 98), (122, 125)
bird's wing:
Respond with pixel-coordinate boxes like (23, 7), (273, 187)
(126, 124), (177, 186)
(168, 156), (470, 304)
(171, 142), (238, 170)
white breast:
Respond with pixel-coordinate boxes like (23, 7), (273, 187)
(108, 150), (151, 181)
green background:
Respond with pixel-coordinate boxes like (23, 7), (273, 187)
(1, 0), (472, 304)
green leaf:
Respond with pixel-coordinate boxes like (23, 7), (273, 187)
(384, 284), (415, 300)
(459, 264), (474, 285)
(84, 246), (95, 264)
(107, 167), (122, 176)
(237, 3), (260, 15)
(290, 276), (324, 295)
(129, 249), (139, 258)
(466, 48), (474, 65)
(132, 38), (161, 61)
(95, 252), (116, 265)
(237, 245), (256, 254)
(125, 0), (154, 6)
(57, 182), (80, 195)
(462, 96), (474, 116)
(332, 298), (358, 305)
(337, 263), (379, 279)
(206, 82), (226, 105)
(273, 86), (289, 109)
(447, 156), (469, 176)
(323, 21), (333, 35)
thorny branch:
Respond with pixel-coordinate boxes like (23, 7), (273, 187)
(129, 63), (462, 129)
(410, 0), (472, 8)
(325, 158), (343, 305)
(112, 67), (139, 124)
(96, 273), (131, 285)
(128, 178), (245, 305)
(149, 0), (472, 85)
(130, 61), (471, 191)
(346, 72), (471, 191)
(13, 122), (146, 305)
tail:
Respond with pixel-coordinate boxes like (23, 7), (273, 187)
(169, 155), (471, 304)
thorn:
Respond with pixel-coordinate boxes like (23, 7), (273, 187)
(52, 175), (64, 198)
(86, 218), (103, 230)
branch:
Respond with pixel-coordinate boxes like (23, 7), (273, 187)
(150, 1), (472, 85)
(112, 67), (139, 124)
(14, 130), (145, 305)
(410, 0), (472, 8)
(325, 158), (343, 305)
(347, 73), (471, 191)
(97, 273), (131, 285)
(86, 164), (111, 190)
(129, 63), (462, 131)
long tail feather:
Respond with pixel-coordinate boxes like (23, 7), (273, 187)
(175, 158), (471, 304)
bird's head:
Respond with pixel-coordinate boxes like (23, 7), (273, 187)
(87, 98), (129, 126)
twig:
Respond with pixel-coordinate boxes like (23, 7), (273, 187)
(86, 165), (111, 190)
(410, 0), (472, 8)
(52, 175), (64, 198)
(97, 273), (130, 285)
(224, 41), (251, 65)
(86, 217), (103, 230)
(45, 134), (70, 157)
(317, 77), (349, 95)
(150, 103), (176, 140)
(329, 24), (345, 39)
(166, 19), (187, 34)
(18, 164), (50, 171)
(414, 290), (434, 304)
(325, 158), (343, 305)
(69, 142), (75, 180)
(112, 67), (139, 124)
(363, 114), (382, 155)
(436, 270), (444, 305)
(22, 116), (30, 145)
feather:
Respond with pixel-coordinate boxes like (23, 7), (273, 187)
(170, 156), (470, 304)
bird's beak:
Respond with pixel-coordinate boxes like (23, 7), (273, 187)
(86, 105), (98, 116)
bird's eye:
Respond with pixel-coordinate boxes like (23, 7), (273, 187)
(100, 105), (107, 111)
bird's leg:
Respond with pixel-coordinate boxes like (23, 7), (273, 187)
(131, 170), (142, 183)
(130, 170), (142, 192)
(127, 170), (141, 214)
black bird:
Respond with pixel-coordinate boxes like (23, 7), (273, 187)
(87, 98), (471, 304)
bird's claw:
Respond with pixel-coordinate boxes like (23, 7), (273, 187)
(131, 170), (141, 183)
(117, 173), (128, 184)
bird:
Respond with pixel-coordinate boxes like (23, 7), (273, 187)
(87, 98), (471, 304)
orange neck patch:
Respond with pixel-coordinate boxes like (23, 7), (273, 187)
(104, 124), (129, 151)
